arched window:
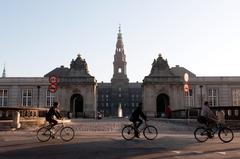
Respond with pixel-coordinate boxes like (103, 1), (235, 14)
(118, 67), (122, 73)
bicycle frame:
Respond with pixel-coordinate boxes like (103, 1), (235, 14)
(49, 123), (64, 136)
(122, 121), (158, 140)
(37, 122), (75, 142)
(204, 122), (226, 135)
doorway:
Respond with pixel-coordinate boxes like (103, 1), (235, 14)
(70, 94), (83, 118)
(156, 93), (169, 117)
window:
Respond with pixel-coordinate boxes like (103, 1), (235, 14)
(208, 88), (218, 106)
(132, 103), (135, 107)
(131, 94), (135, 101)
(118, 67), (122, 73)
(184, 89), (194, 107)
(0, 89), (8, 106)
(232, 89), (240, 106)
(22, 89), (32, 106)
(46, 90), (55, 107)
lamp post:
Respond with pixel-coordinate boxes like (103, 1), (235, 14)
(37, 86), (40, 107)
(200, 85), (203, 107)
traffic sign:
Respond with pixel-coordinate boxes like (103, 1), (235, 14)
(48, 84), (57, 93)
(184, 73), (189, 83)
(49, 75), (58, 84)
(184, 84), (189, 92)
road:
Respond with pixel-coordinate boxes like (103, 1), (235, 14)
(0, 120), (240, 159)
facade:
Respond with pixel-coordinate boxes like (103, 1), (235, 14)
(1, 28), (240, 118)
(0, 55), (97, 118)
(143, 54), (240, 117)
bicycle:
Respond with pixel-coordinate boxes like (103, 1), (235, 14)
(37, 121), (75, 142)
(194, 121), (234, 143)
(122, 121), (158, 140)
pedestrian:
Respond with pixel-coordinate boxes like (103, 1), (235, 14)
(165, 105), (172, 118)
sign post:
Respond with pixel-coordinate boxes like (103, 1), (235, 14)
(183, 73), (190, 123)
(48, 75), (58, 93)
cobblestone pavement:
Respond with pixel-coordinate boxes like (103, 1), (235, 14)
(0, 119), (240, 159)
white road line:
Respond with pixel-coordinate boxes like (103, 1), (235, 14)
(172, 151), (181, 154)
(216, 152), (226, 155)
(193, 151), (203, 154)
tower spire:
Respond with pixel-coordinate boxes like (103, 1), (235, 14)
(118, 24), (121, 33)
(2, 64), (6, 78)
(111, 26), (129, 83)
(116, 24), (123, 49)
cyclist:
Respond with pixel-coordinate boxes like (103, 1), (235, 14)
(46, 101), (63, 129)
(200, 101), (218, 137)
(129, 102), (147, 138)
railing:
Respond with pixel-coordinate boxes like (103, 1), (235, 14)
(0, 107), (48, 120)
(172, 106), (240, 120)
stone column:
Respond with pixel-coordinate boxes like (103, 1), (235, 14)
(12, 111), (21, 129)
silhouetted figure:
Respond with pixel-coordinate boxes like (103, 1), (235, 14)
(46, 102), (63, 128)
(129, 103), (147, 138)
(165, 105), (172, 118)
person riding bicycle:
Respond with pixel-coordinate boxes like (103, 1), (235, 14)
(46, 101), (63, 129)
(200, 101), (218, 137)
(129, 102), (147, 138)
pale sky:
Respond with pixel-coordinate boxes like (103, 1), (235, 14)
(1, 0), (240, 82)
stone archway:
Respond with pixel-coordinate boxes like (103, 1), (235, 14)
(156, 93), (169, 117)
(70, 94), (83, 118)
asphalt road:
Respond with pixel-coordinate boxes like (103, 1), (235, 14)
(0, 120), (240, 159)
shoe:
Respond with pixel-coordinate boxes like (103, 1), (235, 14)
(207, 131), (214, 138)
(135, 133), (140, 138)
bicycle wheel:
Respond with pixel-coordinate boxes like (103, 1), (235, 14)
(143, 125), (158, 140)
(37, 127), (51, 142)
(60, 126), (75, 141)
(218, 127), (234, 143)
(194, 127), (209, 142)
(122, 125), (135, 140)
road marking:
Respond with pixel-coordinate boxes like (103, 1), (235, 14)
(193, 151), (203, 154)
(172, 151), (181, 154)
(216, 152), (226, 155)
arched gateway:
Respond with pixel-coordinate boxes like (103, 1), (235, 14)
(70, 94), (83, 118)
(45, 54), (97, 118)
(156, 93), (169, 117)
(142, 54), (186, 117)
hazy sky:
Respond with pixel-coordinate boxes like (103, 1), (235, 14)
(1, 0), (240, 82)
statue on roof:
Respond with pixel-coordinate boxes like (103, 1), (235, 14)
(149, 54), (173, 76)
(69, 54), (90, 75)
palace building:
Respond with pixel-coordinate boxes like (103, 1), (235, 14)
(1, 28), (240, 118)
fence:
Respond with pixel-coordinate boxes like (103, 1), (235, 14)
(172, 106), (240, 120)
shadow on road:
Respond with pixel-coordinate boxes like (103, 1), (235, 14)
(0, 135), (195, 159)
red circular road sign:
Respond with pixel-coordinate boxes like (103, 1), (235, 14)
(49, 75), (58, 84)
(48, 84), (57, 93)
(184, 84), (189, 92)
(184, 73), (189, 83)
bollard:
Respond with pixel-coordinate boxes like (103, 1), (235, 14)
(12, 111), (21, 129)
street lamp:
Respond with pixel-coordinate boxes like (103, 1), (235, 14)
(37, 86), (40, 107)
(200, 85), (203, 107)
